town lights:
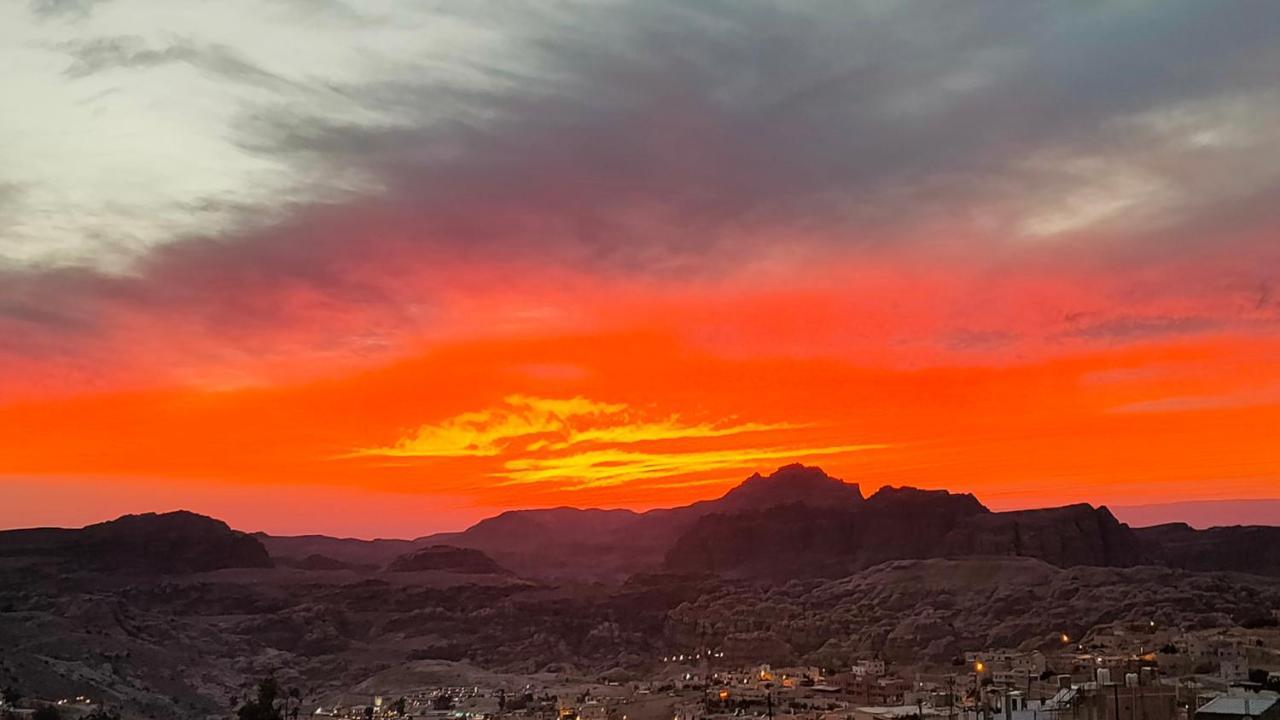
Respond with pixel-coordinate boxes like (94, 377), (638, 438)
(718, 690), (730, 701)
(974, 661), (985, 673)
(1061, 633), (1070, 644)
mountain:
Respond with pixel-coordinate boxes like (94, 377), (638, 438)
(247, 464), (1280, 581)
(254, 532), (420, 567)
(663, 484), (1155, 578)
(1134, 523), (1280, 576)
(0, 510), (271, 574)
(385, 545), (510, 574)
(699, 463), (864, 512)
(419, 464), (863, 580)
(663, 486), (983, 578)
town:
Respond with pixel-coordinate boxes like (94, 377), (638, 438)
(16, 617), (1276, 720)
(287, 617), (1280, 720)
(295, 619), (1280, 720)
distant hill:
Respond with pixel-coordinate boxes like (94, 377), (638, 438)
(1113, 499), (1280, 528)
(0, 510), (271, 574)
(385, 545), (509, 574)
(253, 532), (420, 567)
(1133, 523), (1280, 576)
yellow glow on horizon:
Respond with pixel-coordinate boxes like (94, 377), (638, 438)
(496, 444), (887, 489)
(349, 394), (887, 491)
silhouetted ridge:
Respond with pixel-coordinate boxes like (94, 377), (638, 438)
(662, 484), (1159, 578)
(1134, 522), (1280, 575)
(714, 463), (863, 512)
(235, 464), (1280, 581)
(664, 484), (988, 578)
(0, 510), (271, 573)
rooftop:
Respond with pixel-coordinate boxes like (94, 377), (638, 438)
(1197, 697), (1279, 717)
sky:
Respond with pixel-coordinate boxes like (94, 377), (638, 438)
(2, 1), (1280, 538)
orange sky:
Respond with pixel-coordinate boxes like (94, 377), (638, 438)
(3, 257), (1279, 536)
(4, 3), (1280, 537)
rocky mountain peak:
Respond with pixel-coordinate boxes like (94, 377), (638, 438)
(716, 463), (864, 512)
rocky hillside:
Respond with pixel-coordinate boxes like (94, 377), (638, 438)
(666, 557), (1280, 666)
(3, 551), (1278, 720)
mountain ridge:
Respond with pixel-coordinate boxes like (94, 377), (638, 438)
(5, 465), (1278, 581)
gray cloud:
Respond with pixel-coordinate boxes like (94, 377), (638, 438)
(62, 35), (294, 90)
(29, 0), (111, 18)
(4, 0), (1280, 380)
(226, 1), (1280, 265)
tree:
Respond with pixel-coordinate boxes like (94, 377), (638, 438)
(283, 687), (301, 720)
(32, 706), (61, 720)
(237, 678), (284, 720)
(83, 709), (122, 720)
(1, 688), (19, 706)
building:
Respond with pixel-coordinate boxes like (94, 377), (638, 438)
(854, 660), (888, 678)
(1196, 697), (1280, 720)
(841, 674), (908, 705)
(851, 705), (946, 720)
(1056, 683), (1177, 720)
(988, 681), (1177, 720)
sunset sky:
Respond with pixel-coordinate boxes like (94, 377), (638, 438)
(3, 1), (1280, 537)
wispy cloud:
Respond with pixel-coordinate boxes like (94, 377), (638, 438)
(353, 395), (797, 458)
(495, 445), (884, 490)
(351, 395), (882, 490)
(1110, 385), (1280, 414)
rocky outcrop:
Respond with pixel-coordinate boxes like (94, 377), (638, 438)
(941, 504), (1150, 568)
(385, 545), (509, 574)
(709, 463), (863, 513)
